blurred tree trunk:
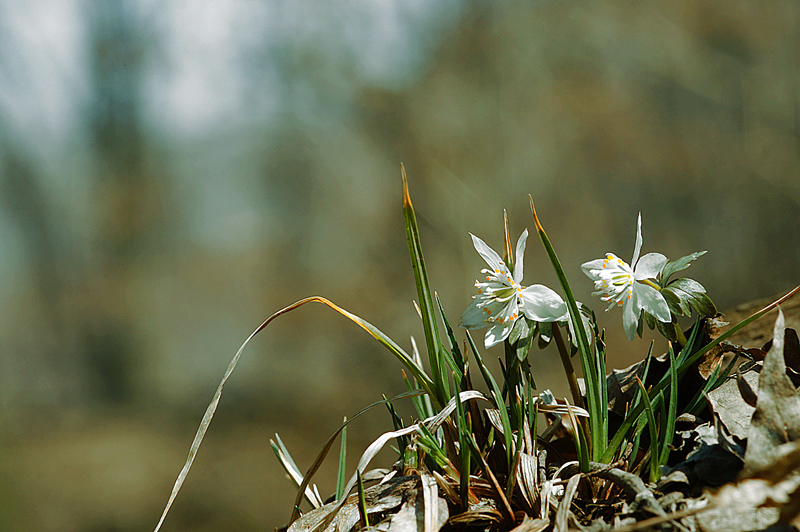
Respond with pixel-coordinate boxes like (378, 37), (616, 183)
(85, 0), (161, 403)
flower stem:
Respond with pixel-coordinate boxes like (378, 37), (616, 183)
(553, 325), (585, 411)
(673, 322), (687, 348)
(640, 278), (661, 291)
(553, 324), (593, 459)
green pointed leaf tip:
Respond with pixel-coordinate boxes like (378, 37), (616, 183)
(402, 166), (447, 406)
(660, 251), (707, 284)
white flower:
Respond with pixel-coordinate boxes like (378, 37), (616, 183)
(461, 229), (569, 348)
(581, 213), (671, 340)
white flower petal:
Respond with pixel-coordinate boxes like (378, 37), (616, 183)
(519, 285), (569, 322)
(634, 252), (667, 280)
(470, 233), (503, 270)
(485, 322), (514, 348)
(631, 213), (643, 266)
(513, 229), (528, 284)
(622, 297), (638, 341)
(460, 297), (487, 329)
(496, 298), (520, 322)
(581, 259), (607, 277)
(633, 283), (671, 323)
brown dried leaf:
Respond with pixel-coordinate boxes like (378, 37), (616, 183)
(744, 310), (800, 475)
(707, 370), (758, 441)
(698, 344), (725, 380)
(736, 369), (758, 408)
(698, 441), (800, 532)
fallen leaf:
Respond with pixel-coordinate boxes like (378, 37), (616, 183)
(744, 310), (800, 474)
(707, 370), (758, 441)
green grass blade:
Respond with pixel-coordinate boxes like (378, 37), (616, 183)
(410, 337), (436, 419)
(659, 347), (678, 468)
(530, 197), (605, 460)
(465, 331), (514, 468)
(384, 398), (410, 458)
(336, 419), (347, 500)
(675, 318), (703, 366)
(453, 373), (471, 508)
(402, 165), (448, 406)
(356, 469), (369, 528)
(301, 296), (437, 400)
(565, 397), (591, 472)
(505, 392), (526, 501)
(635, 377), (661, 483)
(436, 294), (465, 374)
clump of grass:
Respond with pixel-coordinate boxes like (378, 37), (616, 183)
(153, 165), (800, 532)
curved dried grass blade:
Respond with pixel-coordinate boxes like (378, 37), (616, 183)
(154, 296), (435, 532)
(420, 471), (443, 532)
(272, 436), (324, 508)
(518, 453), (539, 510)
(554, 473), (581, 532)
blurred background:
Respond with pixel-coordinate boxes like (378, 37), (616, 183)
(1, 0), (798, 530)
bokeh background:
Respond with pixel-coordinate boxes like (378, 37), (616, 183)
(1, 1), (798, 530)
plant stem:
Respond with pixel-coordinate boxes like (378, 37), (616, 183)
(640, 279), (661, 291)
(553, 325), (593, 461)
(553, 325), (585, 411)
(673, 322), (687, 348)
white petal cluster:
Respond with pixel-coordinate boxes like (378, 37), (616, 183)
(581, 214), (671, 340)
(461, 229), (568, 348)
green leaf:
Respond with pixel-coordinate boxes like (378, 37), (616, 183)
(636, 309), (645, 338)
(537, 321), (553, 348)
(356, 469), (369, 527)
(509, 316), (530, 345)
(664, 278), (717, 318)
(430, 298), (462, 379)
(516, 334), (532, 363)
(656, 317), (678, 342)
(384, 400), (409, 457)
(660, 251), (707, 285)
(689, 291), (717, 318)
(402, 165), (447, 407)
(669, 277), (707, 295)
(661, 287), (691, 317)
